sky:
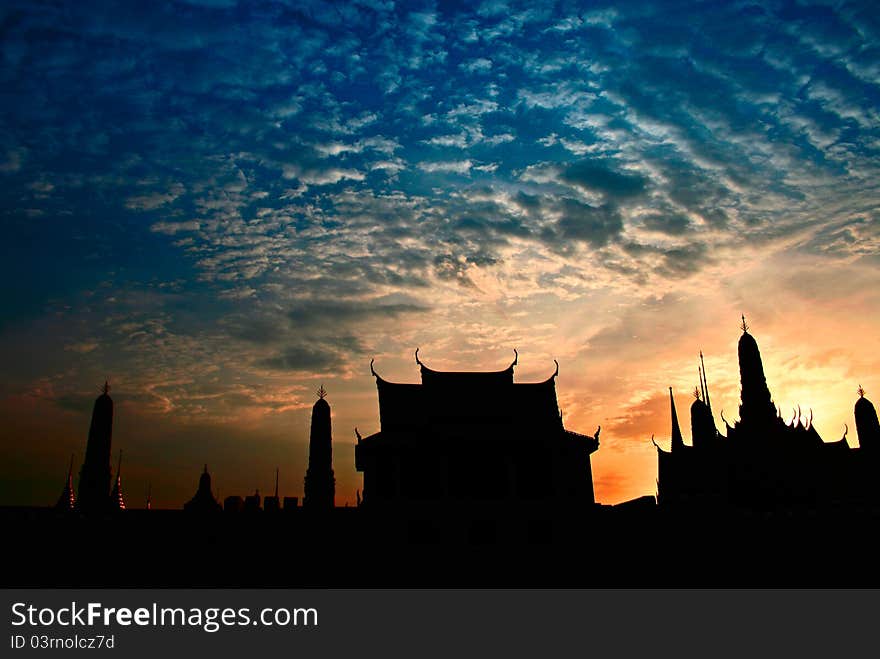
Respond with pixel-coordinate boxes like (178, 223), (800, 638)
(1, 0), (879, 508)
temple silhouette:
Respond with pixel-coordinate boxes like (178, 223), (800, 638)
(656, 317), (880, 509)
(356, 350), (599, 510)
(12, 327), (880, 586)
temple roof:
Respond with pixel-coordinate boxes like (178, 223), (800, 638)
(369, 352), (564, 434)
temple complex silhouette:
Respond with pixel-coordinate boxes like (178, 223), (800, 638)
(17, 325), (880, 586)
(656, 317), (880, 509)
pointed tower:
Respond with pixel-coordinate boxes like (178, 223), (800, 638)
(691, 356), (719, 448)
(304, 385), (336, 510)
(264, 468), (281, 512)
(77, 382), (114, 513)
(670, 387), (685, 452)
(855, 386), (880, 451)
(146, 483), (152, 510)
(183, 464), (221, 513)
(109, 450), (125, 510)
(54, 455), (76, 511)
(736, 316), (777, 430)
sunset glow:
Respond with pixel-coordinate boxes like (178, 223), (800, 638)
(2, 1), (878, 508)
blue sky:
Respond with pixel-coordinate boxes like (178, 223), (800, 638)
(2, 0), (879, 506)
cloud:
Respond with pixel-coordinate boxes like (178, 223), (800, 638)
(555, 199), (624, 248)
(417, 160), (473, 174)
(256, 345), (348, 372)
(560, 160), (649, 200)
(150, 221), (201, 235)
(287, 298), (430, 326)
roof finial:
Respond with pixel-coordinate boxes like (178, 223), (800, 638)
(858, 384), (865, 398)
(414, 347), (422, 366)
(102, 380), (110, 395)
(317, 384), (327, 399)
(741, 314), (749, 333)
(693, 386), (701, 399)
(274, 467), (279, 498)
(698, 366), (705, 402)
(203, 463), (208, 474)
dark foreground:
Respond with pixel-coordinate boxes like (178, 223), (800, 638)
(5, 502), (879, 587)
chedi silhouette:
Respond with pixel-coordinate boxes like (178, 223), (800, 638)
(303, 386), (336, 510)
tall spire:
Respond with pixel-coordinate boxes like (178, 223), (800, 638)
(274, 467), (279, 498)
(670, 387), (684, 452)
(77, 384), (114, 513)
(700, 351), (712, 413)
(54, 454), (76, 511)
(146, 483), (152, 510)
(698, 366), (705, 402)
(304, 387), (336, 510)
(737, 316), (776, 429)
(109, 449), (125, 510)
(855, 386), (880, 451)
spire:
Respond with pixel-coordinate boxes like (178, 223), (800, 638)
(698, 366), (705, 402)
(670, 387), (684, 452)
(274, 467), (279, 498)
(700, 351), (712, 413)
(109, 449), (125, 510)
(304, 386), (335, 510)
(54, 454), (76, 511)
(741, 314), (749, 333)
(855, 385), (880, 451)
(146, 483), (152, 510)
(317, 384), (327, 400)
(185, 463), (221, 513)
(737, 317), (776, 429)
(77, 383), (114, 513)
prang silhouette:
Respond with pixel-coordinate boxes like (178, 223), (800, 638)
(656, 316), (880, 510)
